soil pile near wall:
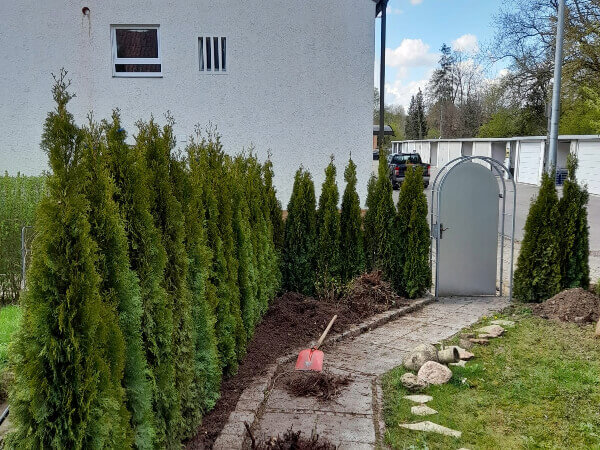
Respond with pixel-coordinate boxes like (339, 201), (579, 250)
(187, 272), (409, 448)
(531, 288), (600, 324)
(283, 371), (352, 402)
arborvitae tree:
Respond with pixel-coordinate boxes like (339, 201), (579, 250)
(558, 154), (590, 289)
(8, 72), (128, 449)
(394, 166), (431, 298)
(364, 148), (396, 279)
(103, 111), (176, 448)
(183, 138), (222, 414)
(283, 168), (317, 295)
(263, 153), (284, 253)
(232, 155), (259, 338)
(363, 174), (379, 271)
(316, 157), (341, 290)
(340, 157), (365, 283)
(82, 119), (154, 449)
(514, 171), (562, 302)
(196, 129), (245, 374)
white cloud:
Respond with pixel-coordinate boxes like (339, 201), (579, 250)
(410, 0), (423, 4)
(451, 34), (479, 53)
(384, 70), (434, 109)
(386, 5), (404, 14)
(385, 39), (438, 68)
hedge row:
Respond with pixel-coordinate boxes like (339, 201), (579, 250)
(8, 72), (281, 449)
(0, 173), (46, 304)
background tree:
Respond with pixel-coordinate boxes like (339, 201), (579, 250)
(558, 154), (590, 289)
(340, 157), (365, 283)
(8, 72), (129, 449)
(393, 166), (431, 297)
(283, 168), (317, 295)
(514, 171), (562, 302)
(374, 87), (406, 143)
(82, 120), (154, 448)
(405, 89), (428, 140)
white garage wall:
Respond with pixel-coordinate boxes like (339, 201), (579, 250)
(575, 141), (600, 195)
(516, 140), (544, 185)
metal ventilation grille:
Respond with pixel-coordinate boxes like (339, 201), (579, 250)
(199, 36), (226, 72)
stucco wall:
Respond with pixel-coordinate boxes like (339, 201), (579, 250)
(0, 0), (375, 206)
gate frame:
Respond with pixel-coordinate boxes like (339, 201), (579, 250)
(430, 156), (517, 301)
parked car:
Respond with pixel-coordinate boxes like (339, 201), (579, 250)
(388, 153), (430, 190)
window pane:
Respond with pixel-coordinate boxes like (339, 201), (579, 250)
(221, 37), (226, 71)
(116, 29), (158, 58)
(199, 37), (204, 71)
(213, 36), (219, 70)
(206, 38), (212, 70)
(115, 64), (161, 73)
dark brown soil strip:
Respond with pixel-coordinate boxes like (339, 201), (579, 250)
(186, 271), (408, 449)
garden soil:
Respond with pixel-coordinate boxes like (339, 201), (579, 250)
(531, 288), (600, 324)
(186, 272), (408, 449)
(282, 371), (352, 402)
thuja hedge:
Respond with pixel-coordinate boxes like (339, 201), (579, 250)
(8, 72), (281, 449)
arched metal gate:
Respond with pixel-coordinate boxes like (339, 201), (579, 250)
(430, 157), (516, 301)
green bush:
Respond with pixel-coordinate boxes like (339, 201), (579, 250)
(394, 166), (431, 298)
(263, 155), (284, 253)
(558, 154), (590, 289)
(0, 173), (45, 304)
(364, 148), (396, 279)
(8, 71), (130, 449)
(315, 157), (341, 294)
(81, 120), (155, 448)
(514, 171), (562, 302)
(339, 157), (365, 284)
(104, 111), (176, 448)
(283, 168), (317, 295)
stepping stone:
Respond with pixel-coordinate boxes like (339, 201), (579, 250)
(399, 421), (462, 438)
(491, 319), (515, 327)
(476, 325), (505, 337)
(403, 394), (433, 403)
(469, 338), (489, 345)
(411, 405), (437, 416)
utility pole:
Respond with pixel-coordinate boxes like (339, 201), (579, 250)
(378, 0), (388, 152)
(547, 0), (566, 171)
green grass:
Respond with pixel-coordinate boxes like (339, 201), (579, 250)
(0, 305), (20, 367)
(382, 308), (600, 449)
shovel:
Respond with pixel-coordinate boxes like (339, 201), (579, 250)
(295, 315), (337, 372)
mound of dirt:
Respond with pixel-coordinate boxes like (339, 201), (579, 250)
(283, 371), (352, 402)
(187, 274), (410, 449)
(249, 428), (336, 450)
(531, 288), (600, 324)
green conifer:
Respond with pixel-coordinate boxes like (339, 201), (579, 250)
(514, 171), (562, 302)
(104, 112), (177, 448)
(82, 119), (154, 448)
(316, 157), (341, 293)
(8, 72), (129, 449)
(138, 117), (197, 440)
(558, 154), (590, 289)
(263, 154), (284, 253)
(283, 168), (317, 295)
(340, 157), (365, 283)
(363, 174), (379, 271)
(394, 166), (431, 298)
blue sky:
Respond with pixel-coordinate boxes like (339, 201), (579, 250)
(375, 0), (507, 109)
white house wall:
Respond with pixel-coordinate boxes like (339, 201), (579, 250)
(0, 0), (375, 206)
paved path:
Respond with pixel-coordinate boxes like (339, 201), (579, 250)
(251, 296), (509, 449)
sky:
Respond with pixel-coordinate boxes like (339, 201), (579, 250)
(375, 0), (507, 110)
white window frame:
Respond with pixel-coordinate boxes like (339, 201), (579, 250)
(198, 36), (228, 74)
(111, 25), (162, 78)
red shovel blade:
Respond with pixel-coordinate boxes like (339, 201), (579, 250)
(295, 348), (324, 372)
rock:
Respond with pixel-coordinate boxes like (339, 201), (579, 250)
(491, 319), (515, 327)
(469, 338), (489, 345)
(449, 360), (467, 367)
(403, 394), (433, 403)
(417, 361), (452, 385)
(448, 346), (474, 360)
(459, 338), (474, 349)
(400, 373), (428, 391)
(411, 405), (437, 416)
(403, 344), (438, 371)
(476, 325), (505, 337)
(399, 421), (462, 438)
(461, 332), (475, 338)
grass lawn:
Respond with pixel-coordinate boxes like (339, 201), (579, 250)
(382, 308), (600, 449)
(0, 305), (21, 400)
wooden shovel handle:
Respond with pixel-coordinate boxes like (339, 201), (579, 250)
(315, 315), (337, 350)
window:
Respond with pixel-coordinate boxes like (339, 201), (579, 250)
(199, 36), (226, 72)
(111, 26), (161, 77)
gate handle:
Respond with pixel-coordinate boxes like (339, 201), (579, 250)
(440, 226), (449, 239)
